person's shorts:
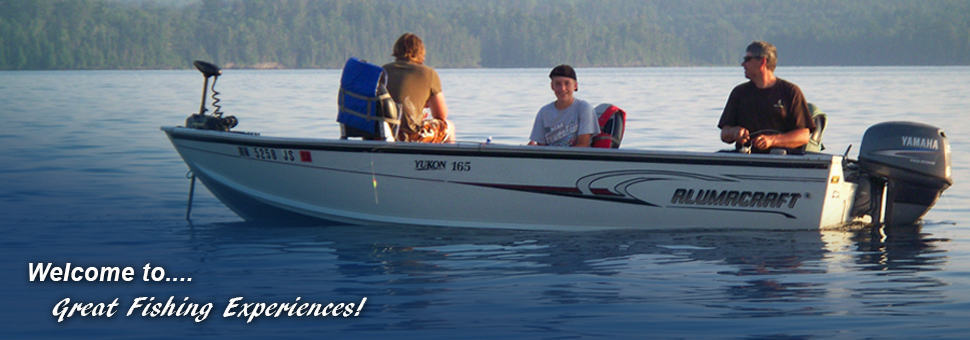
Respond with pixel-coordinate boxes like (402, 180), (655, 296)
(402, 119), (452, 143)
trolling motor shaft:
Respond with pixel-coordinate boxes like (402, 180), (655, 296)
(194, 60), (221, 116)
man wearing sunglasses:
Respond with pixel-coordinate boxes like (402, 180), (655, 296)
(718, 41), (815, 153)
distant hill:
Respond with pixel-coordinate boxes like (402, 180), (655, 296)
(2, 0), (968, 70)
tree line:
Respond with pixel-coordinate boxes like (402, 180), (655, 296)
(2, 0), (968, 70)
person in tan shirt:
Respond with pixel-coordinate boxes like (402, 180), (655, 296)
(383, 33), (455, 143)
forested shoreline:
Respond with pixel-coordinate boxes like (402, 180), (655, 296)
(2, 0), (969, 70)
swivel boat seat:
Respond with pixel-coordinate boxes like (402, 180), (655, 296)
(803, 102), (827, 153)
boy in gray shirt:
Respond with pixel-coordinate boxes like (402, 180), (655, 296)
(529, 65), (599, 147)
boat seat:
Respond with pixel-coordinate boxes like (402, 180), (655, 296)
(592, 104), (626, 148)
(803, 103), (827, 153)
(337, 58), (400, 141)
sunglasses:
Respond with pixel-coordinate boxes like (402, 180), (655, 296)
(743, 56), (763, 63)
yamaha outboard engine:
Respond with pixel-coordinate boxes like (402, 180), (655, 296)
(185, 60), (238, 131)
(857, 122), (952, 225)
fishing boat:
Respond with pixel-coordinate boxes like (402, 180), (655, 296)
(162, 61), (952, 230)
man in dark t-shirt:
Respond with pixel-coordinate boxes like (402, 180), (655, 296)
(718, 41), (815, 153)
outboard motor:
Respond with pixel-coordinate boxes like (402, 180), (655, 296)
(857, 122), (952, 225)
(185, 60), (238, 131)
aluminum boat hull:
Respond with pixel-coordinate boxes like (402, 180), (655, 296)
(163, 126), (860, 230)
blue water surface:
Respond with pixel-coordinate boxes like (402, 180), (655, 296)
(1, 67), (968, 339)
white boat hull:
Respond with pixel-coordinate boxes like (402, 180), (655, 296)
(163, 127), (860, 230)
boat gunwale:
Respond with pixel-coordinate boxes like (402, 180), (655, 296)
(162, 126), (835, 169)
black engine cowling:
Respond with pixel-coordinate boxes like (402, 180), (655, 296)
(858, 121), (952, 225)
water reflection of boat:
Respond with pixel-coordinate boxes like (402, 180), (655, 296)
(187, 222), (948, 319)
(191, 222), (943, 277)
(163, 61), (953, 230)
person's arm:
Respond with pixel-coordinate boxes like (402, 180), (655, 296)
(572, 101), (597, 147)
(753, 128), (810, 150)
(528, 107), (547, 146)
(573, 134), (592, 147)
(718, 85), (744, 144)
(428, 92), (448, 121)
(720, 125), (750, 144)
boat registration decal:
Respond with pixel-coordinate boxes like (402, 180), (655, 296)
(238, 146), (309, 163)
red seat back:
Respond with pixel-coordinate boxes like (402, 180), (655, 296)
(592, 104), (626, 148)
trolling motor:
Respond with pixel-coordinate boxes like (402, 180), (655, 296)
(182, 61), (240, 221)
(185, 60), (238, 131)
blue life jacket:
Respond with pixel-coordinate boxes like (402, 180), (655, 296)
(337, 58), (399, 139)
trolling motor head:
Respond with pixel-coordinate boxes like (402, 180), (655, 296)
(194, 60), (222, 79)
(185, 60), (237, 131)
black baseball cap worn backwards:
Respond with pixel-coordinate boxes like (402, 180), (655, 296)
(549, 64), (578, 91)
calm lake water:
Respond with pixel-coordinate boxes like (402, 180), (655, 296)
(1, 66), (969, 339)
